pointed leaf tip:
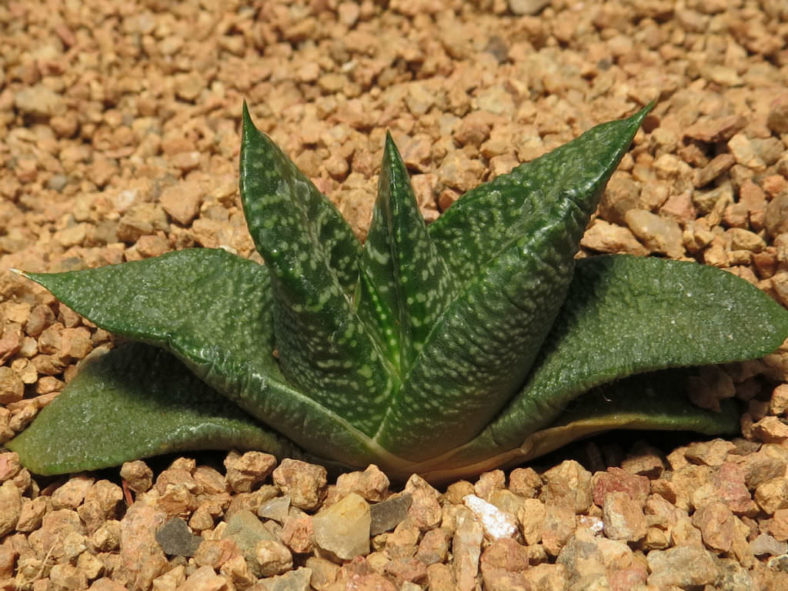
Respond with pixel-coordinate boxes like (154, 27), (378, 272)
(239, 103), (394, 434)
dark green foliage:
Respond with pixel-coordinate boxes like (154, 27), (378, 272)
(8, 103), (788, 481)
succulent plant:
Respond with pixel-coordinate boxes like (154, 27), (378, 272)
(7, 103), (788, 483)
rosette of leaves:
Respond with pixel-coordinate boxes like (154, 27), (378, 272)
(7, 103), (788, 482)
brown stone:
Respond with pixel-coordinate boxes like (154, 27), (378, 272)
(602, 491), (646, 542)
(508, 467), (541, 498)
(194, 539), (241, 570)
(592, 467), (650, 507)
(272, 459), (326, 512)
(695, 153), (736, 187)
(522, 562), (567, 591)
(335, 465), (390, 503)
(755, 477), (788, 514)
(178, 565), (229, 591)
(625, 209), (684, 258)
(692, 501), (736, 552)
(764, 509), (788, 542)
(517, 498), (545, 546)
(684, 438), (736, 467)
(120, 461), (153, 494)
(52, 474), (94, 510)
(581, 219), (649, 256)
(280, 511), (314, 554)
(0, 367), (23, 404)
(224, 451), (277, 494)
(480, 538), (529, 591)
(541, 502), (575, 556)
(541, 460), (592, 513)
(437, 151), (485, 193)
(255, 539), (293, 577)
(118, 504), (168, 589)
(404, 474), (441, 531)
(17, 496), (48, 532)
(415, 527), (451, 565)
(752, 416), (788, 443)
(684, 114), (746, 143)
(159, 181), (203, 226)
(384, 556), (428, 585)
(0, 481), (21, 537)
(598, 173), (640, 225)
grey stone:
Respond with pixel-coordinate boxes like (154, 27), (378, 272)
(370, 493), (412, 536)
(223, 509), (277, 576)
(154, 517), (201, 557)
(258, 495), (291, 524)
(647, 545), (718, 587)
(260, 566), (313, 591)
(750, 533), (788, 557)
(46, 174), (68, 192)
(508, 0), (550, 15)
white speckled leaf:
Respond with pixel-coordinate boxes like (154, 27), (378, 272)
(486, 255), (788, 450)
(240, 104), (395, 434)
(357, 133), (456, 375)
(20, 249), (382, 468)
(373, 108), (651, 459)
(428, 107), (651, 287)
(414, 255), (788, 476)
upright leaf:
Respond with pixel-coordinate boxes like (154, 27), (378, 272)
(7, 344), (306, 475)
(429, 105), (652, 286)
(20, 249), (383, 467)
(240, 104), (395, 433)
(357, 133), (456, 374)
(373, 109), (650, 459)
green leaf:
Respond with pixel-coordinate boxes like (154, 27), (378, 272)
(486, 255), (788, 450)
(6, 344), (304, 475)
(21, 249), (383, 468)
(372, 108), (651, 459)
(240, 103), (361, 294)
(421, 254), (788, 473)
(241, 104), (395, 433)
(356, 133), (456, 374)
(414, 370), (741, 484)
(429, 105), (652, 286)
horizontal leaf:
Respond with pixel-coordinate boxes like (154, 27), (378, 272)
(21, 249), (383, 468)
(241, 104), (394, 433)
(7, 344), (305, 475)
(413, 370), (741, 484)
(485, 255), (788, 451)
(373, 110), (650, 458)
(424, 254), (788, 471)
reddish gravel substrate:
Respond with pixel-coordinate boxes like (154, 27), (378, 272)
(2, 1), (788, 589)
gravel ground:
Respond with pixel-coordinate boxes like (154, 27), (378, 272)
(2, 0), (788, 589)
